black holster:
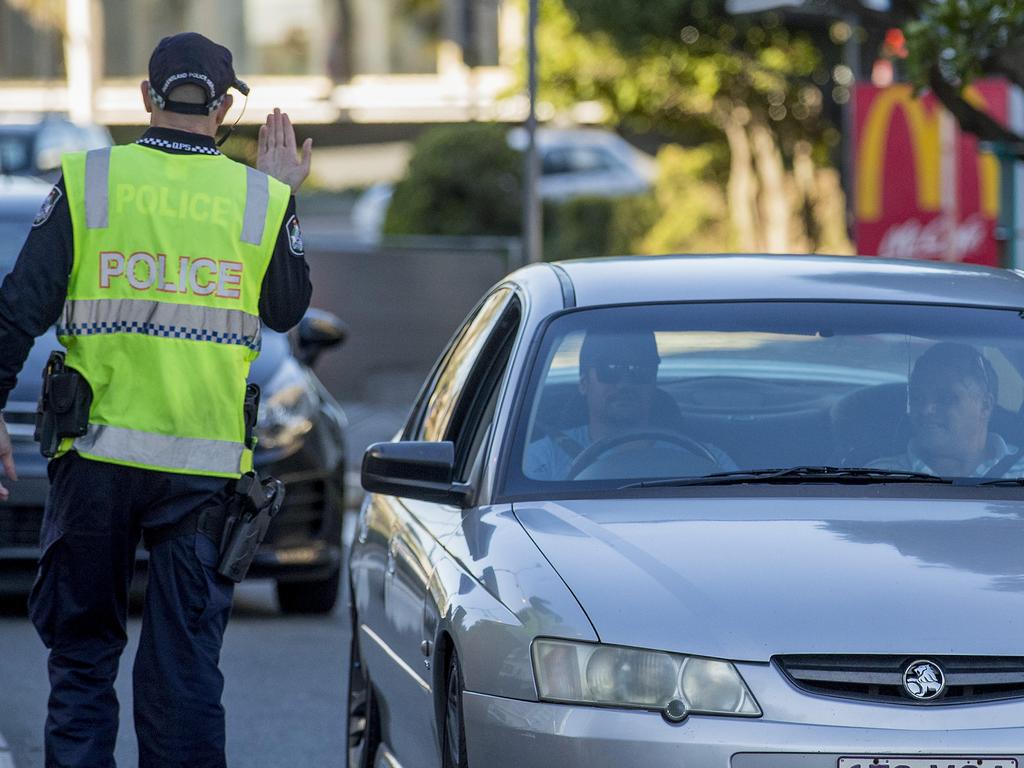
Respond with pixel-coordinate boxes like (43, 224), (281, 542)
(34, 351), (92, 458)
(217, 472), (285, 583)
(142, 470), (285, 584)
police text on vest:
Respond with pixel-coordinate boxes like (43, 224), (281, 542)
(100, 251), (242, 299)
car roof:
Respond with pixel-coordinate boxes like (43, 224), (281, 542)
(544, 254), (1024, 310)
(508, 126), (650, 154)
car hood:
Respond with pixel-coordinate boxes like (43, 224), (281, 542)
(513, 496), (1024, 661)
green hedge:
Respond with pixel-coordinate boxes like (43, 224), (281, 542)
(383, 122), (660, 260)
(542, 194), (657, 262)
(383, 124), (523, 237)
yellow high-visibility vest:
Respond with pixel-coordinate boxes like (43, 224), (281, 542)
(58, 143), (291, 477)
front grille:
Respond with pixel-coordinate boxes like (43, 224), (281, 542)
(0, 505), (43, 547)
(776, 654), (1024, 705)
(263, 479), (327, 547)
(3, 410), (35, 426)
(3, 400), (38, 441)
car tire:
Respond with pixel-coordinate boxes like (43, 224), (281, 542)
(442, 652), (469, 768)
(276, 568), (340, 614)
(346, 610), (379, 768)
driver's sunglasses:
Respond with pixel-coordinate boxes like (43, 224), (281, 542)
(590, 362), (658, 385)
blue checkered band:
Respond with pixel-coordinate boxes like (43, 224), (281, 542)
(136, 137), (221, 155)
(57, 319), (260, 350)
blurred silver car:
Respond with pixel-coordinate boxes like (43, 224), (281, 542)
(0, 117), (113, 183)
(350, 254), (1024, 767)
(351, 127), (656, 242)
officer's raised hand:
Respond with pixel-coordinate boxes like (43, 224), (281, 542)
(0, 417), (16, 502)
(257, 108), (312, 194)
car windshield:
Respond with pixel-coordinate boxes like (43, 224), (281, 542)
(0, 133), (32, 174)
(504, 301), (1024, 495)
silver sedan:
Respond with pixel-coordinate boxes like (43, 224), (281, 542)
(349, 254), (1024, 768)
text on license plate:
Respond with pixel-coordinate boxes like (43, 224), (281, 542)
(839, 759), (1017, 768)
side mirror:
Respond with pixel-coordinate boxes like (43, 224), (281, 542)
(361, 441), (471, 507)
(296, 308), (348, 367)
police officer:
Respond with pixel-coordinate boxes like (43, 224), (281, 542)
(0, 33), (313, 767)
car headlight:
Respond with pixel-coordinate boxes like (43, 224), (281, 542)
(532, 639), (761, 718)
(254, 358), (317, 449)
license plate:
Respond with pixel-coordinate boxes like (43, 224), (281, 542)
(839, 759), (1017, 768)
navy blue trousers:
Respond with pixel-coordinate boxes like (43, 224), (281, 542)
(28, 452), (235, 768)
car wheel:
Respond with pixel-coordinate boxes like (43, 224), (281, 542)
(276, 568), (341, 614)
(346, 613), (379, 768)
(442, 652), (469, 768)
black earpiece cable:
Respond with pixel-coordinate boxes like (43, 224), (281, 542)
(217, 80), (250, 148)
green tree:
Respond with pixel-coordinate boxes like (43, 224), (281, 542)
(557, 0), (1024, 160)
(833, 0), (1024, 154)
(536, 0), (849, 253)
(906, 0), (1024, 153)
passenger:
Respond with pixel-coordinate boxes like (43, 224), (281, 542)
(872, 342), (1024, 477)
(525, 330), (736, 480)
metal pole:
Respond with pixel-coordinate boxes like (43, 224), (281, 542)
(523, 0), (543, 264)
(997, 146), (1018, 269)
(841, 14), (859, 249)
(983, 141), (1023, 268)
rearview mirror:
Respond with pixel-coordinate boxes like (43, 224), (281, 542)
(361, 441), (471, 507)
(296, 308), (348, 367)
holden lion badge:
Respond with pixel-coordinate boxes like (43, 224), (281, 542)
(902, 659), (945, 700)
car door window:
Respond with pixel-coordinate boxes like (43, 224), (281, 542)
(567, 147), (616, 173)
(448, 298), (521, 481)
(542, 148), (573, 176)
(414, 288), (513, 442)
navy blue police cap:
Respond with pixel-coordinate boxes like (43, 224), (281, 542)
(148, 32), (249, 115)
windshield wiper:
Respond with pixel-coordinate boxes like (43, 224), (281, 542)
(622, 466), (951, 489)
(975, 477), (1024, 487)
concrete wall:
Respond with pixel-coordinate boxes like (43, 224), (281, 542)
(303, 239), (520, 405)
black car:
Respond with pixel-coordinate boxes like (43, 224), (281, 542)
(0, 177), (349, 614)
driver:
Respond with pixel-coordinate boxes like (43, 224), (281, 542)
(525, 330), (736, 480)
(871, 342), (1024, 477)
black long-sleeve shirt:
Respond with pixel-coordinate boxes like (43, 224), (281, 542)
(0, 127), (312, 409)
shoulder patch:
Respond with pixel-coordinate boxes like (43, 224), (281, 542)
(286, 214), (305, 257)
(33, 185), (62, 227)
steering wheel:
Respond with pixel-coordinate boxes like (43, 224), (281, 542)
(567, 430), (720, 480)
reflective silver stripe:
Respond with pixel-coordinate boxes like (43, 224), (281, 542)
(59, 299), (261, 350)
(360, 624), (431, 692)
(73, 424), (244, 475)
(84, 147), (111, 229)
(241, 167), (269, 245)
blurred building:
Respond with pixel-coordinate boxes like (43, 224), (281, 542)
(0, 0), (522, 124)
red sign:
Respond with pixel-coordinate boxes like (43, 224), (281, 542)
(853, 81), (1009, 266)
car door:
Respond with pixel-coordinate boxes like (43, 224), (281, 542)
(359, 287), (520, 766)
